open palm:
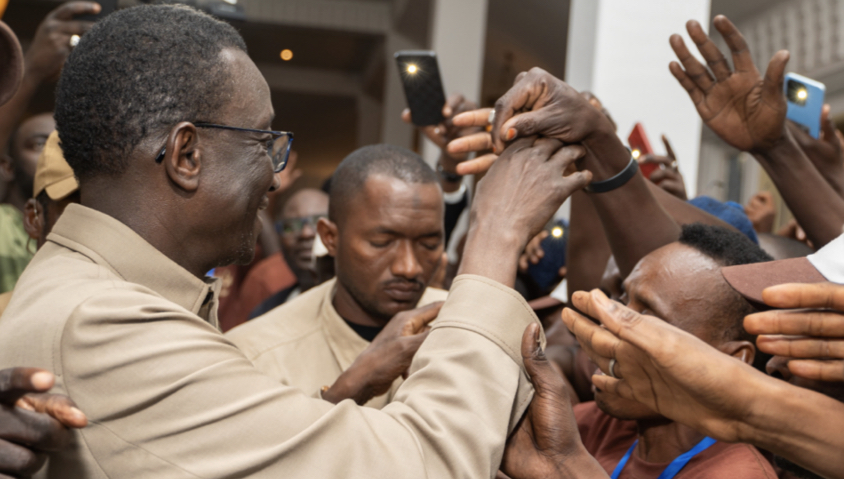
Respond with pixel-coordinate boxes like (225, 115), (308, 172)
(670, 16), (789, 152)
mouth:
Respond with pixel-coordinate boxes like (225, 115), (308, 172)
(383, 282), (423, 302)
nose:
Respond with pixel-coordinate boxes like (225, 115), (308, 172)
(391, 240), (423, 280)
(299, 222), (316, 240)
(269, 172), (281, 192)
(766, 355), (793, 381)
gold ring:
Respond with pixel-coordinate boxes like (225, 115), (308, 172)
(69, 35), (81, 48)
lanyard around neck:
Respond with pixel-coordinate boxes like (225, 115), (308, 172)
(610, 436), (717, 479)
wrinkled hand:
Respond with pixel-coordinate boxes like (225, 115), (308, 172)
(670, 16), (789, 153)
(501, 323), (606, 479)
(562, 289), (763, 443)
(25, 2), (100, 83)
(745, 283), (844, 382)
(642, 135), (687, 200)
(744, 192), (776, 233)
(776, 218), (812, 248)
(0, 368), (87, 477)
(519, 230), (548, 273)
(787, 105), (844, 196)
(323, 302), (443, 405)
(402, 94), (486, 175)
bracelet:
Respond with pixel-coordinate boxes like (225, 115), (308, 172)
(584, 156), (638, 193)
(437, 161), (463, 183)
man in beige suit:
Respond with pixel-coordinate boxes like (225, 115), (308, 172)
(0, 4), (592, 478)
(228, 145), (448, 407)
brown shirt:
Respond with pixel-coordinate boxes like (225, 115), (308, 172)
(0, 204), (542, 478)
(574, 401), (776, 478)
(226, 278), (448, 408)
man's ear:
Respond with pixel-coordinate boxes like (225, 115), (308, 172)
(718, 340), (756, 366)
(162, 122), (201, 192)
(317, 217), (338, 257)
(23, 198), (42, 241)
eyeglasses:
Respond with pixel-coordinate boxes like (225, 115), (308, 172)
(154, 122), (294, 173)
(275, 214), (326, 236)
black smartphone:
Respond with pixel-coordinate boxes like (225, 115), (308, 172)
(394, 50), (446, 126)
(76, 0), (118, 22)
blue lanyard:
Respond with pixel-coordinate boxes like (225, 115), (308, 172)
(610, 436), (717, 479)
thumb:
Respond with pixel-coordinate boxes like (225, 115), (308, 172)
(762, 50), (789, 107)
(521, 323), (552, 387)
(821, 104), (837, 144)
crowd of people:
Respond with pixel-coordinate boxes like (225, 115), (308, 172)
(0, 2), (842, 478)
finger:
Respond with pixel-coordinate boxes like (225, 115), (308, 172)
(639, 154), (674, 166)
(745, 308), (844, 337)
(56, 20), (96, 35)
(0, 369), (54, 405)
(670, 33), (714, 92)
(669, 61), (705, 107)
(518, 255), (529, 273)
(451, 108), (494, 128)
(420, 125), (448, 149)
(492, 69), (550, 149)
(49, 1), (101, 21)
(761, 50), (790, 109)
(521, 323), (566, 396)
(0, 407), (70, 451)
(756, 335), (844, 360)
(760, 282), (844, 311)
(570, 290), (665, 352)
(456, 154), (497, 175)
(661, 135), (677, 161)
(821, 104), (837, 144)
(447, 131), (493, 155)
(444, 93), (467, 118)
(711, 15), (756, 73)
(402, 302), (444, 335)
(687, 19), (732, 81)
(401, 108), (412, 124)
(786, 359), (844, 382)
(0, 439), (46, 477)
(561, 308), (615, 374)
(17, 394), (87, 429)
(547, 144), (586, 173)
(591, 374), (624, 397)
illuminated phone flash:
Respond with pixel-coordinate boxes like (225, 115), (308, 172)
(797, 89), (808, 100)
(631, 149), (641, 160)
(551, 226), (564, 239)
(407, 64), (418, 74)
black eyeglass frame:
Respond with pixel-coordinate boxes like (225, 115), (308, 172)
(154, 122), (294, 173)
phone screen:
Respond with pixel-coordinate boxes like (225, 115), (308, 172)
(394, 50), (446, 127)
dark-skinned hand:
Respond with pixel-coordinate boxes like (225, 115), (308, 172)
(787, 105), (844, 197)
(25, 2), (100, 83)
(0, 368), (87, 478)
(669, 15), (789, 153)
(501, 323), (607, 479)
(641, 135), (688, 200)
(519, 230), (548, 273)
(322, 302), (443, 405)
(746, 283), (844, 383)
(744, 191), (776, 234)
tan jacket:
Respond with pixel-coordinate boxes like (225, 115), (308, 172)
(226, 278), (448, 408)
(0, 204), (543, 478)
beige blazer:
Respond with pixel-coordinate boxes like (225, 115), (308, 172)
(226, 278), (448, 408)
(0, 204), (543, 478)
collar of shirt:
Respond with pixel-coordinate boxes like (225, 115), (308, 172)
(808, 232), (844, 283)
(46, 203), (221, 326)
(317, 278), (372, 372)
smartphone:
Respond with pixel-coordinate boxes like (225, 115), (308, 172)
(628, 123), (657, 179)
(784, 72), (825, 139)
(76, 0), (118, 22)
(394, 50), (446, 126)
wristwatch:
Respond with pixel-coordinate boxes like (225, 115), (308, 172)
(437, 161), (463, 183)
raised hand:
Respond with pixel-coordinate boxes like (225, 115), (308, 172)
(0, 367), (87, 477)
(322, 302), (443, 405)
(25, 2), (100, 83)
(669, 15), (789, 153)
(744, 192), (776, 234)
(745, 282), (844, 382)
(787, 105), (844, 197)
(500, 324), (607, 479)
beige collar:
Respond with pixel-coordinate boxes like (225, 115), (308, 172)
(317, 278), (372, 371)
(47, 204), (221, 326)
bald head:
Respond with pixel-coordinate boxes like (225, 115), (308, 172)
(328, 144), (439, 225)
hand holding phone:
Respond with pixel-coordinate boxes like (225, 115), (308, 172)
(628, 123), (657, 179)
(784, 72), (826, 139)
(395, 50), (447, 127)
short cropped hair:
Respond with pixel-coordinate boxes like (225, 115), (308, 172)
(328, 144), (439, 223)
(679, 223), (774, 371)
(54, 5), (247, 182)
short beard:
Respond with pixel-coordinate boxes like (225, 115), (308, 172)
(341, 277), (397, 324)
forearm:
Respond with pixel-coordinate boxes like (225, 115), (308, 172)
(552, 447), (610, 479)
(755, 133), (844, 247)
(0, 74), (43, 153)
(459, 220), (522, 288)
(565, 191), (611, 297)
(740, 377), (844, 479)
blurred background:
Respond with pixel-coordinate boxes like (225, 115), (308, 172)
(3, 0), (843, 229)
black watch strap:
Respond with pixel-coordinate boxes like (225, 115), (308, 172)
(584, 157), (638, 193)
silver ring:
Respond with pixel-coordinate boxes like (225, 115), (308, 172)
(608, 358), (618, 379)
(69, 35), (81, 48)
(487, 109), (496, 125)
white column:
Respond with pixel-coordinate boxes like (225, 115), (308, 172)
(566, 0), (711, 197)
(421, 0), (489, 167)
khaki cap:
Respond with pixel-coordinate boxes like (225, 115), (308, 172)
(722, 257), (829, 306)
(0, 20), (23, 107)
(33, 131), (79, 201)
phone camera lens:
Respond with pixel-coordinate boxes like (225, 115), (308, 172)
(787, 79), (808, 106)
